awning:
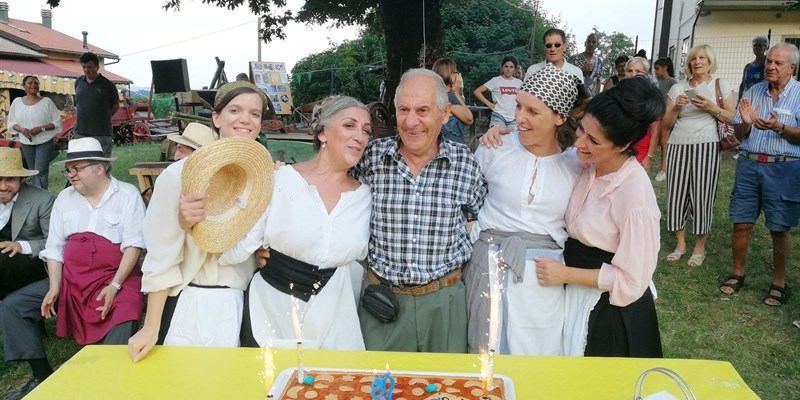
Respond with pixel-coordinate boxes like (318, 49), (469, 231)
(0, 58), (76, 77)
(41, 59), (133, 84)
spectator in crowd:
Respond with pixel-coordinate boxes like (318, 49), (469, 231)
(73, 52), (120, 158)
(525, 28), (583, 81)
(720, 43), (800, 306)
(353, 68), (487, 353)
(653, 57), (678, 182)
(568, 33), (604, 95)
(235, 96), (372, 350)
(166, 122), (216, 161)
(0, 138), (145, 400)
(662, 44), (735, 267)
(7, 76), (62, 189)
(536, 77), (665, 358)
(0, 148), (54, 299)
(236, 72), (250, 82)
(738, 36), (769, 101)
(603, 55), (630, 91)
(624, 57), (662, 173)
(473, 56), (524, 130)
(432, 58), (473, 144)
(127, 81), (269, 362)
(466, 65), (582, 356)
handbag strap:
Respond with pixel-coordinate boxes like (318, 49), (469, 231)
(633, 367), (698, 400)
(714, 78), (724, 108)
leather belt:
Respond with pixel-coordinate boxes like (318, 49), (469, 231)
(740, 150), (800, 163)
(367, 268), (462, 297)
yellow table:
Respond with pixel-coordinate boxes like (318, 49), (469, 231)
(27, 346), (759, 399)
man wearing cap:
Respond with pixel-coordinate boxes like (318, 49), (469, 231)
(74, 52), (120, 158)
(0, 138), (145, 400)
(525, 28), (583, 82)
(166, 122), (216, 161)
(0, 148), (55, 299)
(352, 68), (487, 353)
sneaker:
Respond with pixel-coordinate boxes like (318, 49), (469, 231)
(6, 377), (43, 400)
(655, 171), (666, 182)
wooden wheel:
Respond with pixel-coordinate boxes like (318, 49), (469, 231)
(132, 122), (151, 143)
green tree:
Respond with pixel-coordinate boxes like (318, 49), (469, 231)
(290, 31), (384, 105)
(591, 27), (635, 80)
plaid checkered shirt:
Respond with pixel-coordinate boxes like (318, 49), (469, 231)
(352, 136), (487, 286)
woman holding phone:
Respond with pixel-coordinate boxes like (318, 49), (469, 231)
(661, 44), (735, 267)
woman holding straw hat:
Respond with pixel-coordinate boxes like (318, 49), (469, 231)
(128, 81), (269, 362)
(226, 95), (372, 350)
(467, 65), (583, 356)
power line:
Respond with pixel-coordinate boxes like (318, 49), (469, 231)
(120, 20), (255, 57)
(448, 45), (530, 57)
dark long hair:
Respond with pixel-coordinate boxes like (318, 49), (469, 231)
(654, 57), (675, 78)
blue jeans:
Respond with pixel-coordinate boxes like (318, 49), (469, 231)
(20, 140), (55, 190)
(489, 112), (517, 130)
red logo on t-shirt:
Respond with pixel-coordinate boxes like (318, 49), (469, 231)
(499, 87), (517, 95)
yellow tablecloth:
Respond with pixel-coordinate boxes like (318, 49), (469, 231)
(27, 345), (759, 399)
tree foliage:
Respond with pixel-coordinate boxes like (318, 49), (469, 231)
(590, 27), (635, 80)
(290, 32), (384, 105)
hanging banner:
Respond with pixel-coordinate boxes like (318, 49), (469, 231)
(249, 61), (292, 115)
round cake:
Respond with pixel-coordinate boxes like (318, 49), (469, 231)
(274, 370), (507, 400)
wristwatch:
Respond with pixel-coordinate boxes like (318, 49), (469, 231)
(777, 124), (786, 135)
(110, 281), (122, 292)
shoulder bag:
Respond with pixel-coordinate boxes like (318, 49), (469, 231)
(715, 78), (740, 151)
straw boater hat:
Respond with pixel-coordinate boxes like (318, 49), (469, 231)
(181, 137), (274, 253)
(167, 123), (217, 150)
(0, 148), (38, 177)
(53, 137), (116, 166)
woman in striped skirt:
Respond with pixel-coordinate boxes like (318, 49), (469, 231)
(661, 44), (736, 267)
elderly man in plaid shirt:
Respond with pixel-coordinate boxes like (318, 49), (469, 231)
(353, 68), (487, 353)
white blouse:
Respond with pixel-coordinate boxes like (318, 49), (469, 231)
(475, 132), (582, 247)
(7, 97), (62, 145)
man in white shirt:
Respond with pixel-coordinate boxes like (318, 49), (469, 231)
(0, 138), (145, 400)
(0, 148), (54, 300)
(525, 28), (583, 82)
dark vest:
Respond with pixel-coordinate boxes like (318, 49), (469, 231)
(0, 213), (12, 242)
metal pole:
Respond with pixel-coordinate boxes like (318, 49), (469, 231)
(257, 17), (262, 62)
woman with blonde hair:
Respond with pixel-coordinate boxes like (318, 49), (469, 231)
(662, 44), (735, 267)
(432, 58), (473, 143)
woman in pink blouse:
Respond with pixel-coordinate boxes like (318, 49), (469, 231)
(535, 77), (665, 357)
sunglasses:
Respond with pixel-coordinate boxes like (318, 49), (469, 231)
(545, 43), (563, 49)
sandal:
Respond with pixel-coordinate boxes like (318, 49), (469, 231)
(719, 274), (746, 294)
(763, 284), (791, 306)
(687, 252), (707, 267)
(665, 250), (686, 262)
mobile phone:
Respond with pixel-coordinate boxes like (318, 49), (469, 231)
(684, 89), (699, 100)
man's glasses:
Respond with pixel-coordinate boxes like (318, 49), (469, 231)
(62, 163), (97, 176)
(545, 43), (563, 49)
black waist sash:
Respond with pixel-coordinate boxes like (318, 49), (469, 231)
(564, 237), (614, 270)
(259, 248), (335, 302)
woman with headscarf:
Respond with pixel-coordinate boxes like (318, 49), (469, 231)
(128, 81), (269, 362)
(466, 65), (583, 356)
(535, 77), (665, 358)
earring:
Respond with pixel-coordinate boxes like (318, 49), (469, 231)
(321, 142), (326, 149)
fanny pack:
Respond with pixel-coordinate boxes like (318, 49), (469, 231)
(260, 248), (335, 302)
(361, 272), (400, 323)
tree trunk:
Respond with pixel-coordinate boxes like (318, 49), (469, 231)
(379, 0), (445, 113)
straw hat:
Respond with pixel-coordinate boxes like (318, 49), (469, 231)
(167, 123), (216, 150)
(182, 137), (274, 253)
(0, 148), (38, 177)
(53, 137), (116, 165)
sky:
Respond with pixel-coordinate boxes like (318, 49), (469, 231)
(7, 0), (655, 89)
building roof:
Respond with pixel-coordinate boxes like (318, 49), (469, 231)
(0, 36), (45, 57)
(40, 58), (132, 84)
(1, 58), (74, 77)
(0, 18), (117, 58)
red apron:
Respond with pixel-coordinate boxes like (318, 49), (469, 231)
(56, 232), (144, 345)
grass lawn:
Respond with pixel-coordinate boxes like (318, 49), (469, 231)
(2, 138), (798, 399)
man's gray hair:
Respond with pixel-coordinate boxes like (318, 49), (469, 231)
(393, 68), (449, 111)
(97, 161), (112, 177)
(769, 42), (800, 66)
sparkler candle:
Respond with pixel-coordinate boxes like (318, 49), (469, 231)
(482, 244), (502, 392)
(262, 344), (275, 399)
(289, 284), (305, 384)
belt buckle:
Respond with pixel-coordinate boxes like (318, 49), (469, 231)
(757, 154), (769, 163)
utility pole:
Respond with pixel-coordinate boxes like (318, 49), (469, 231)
(257, 17), (262, 62)
(528, 0), (540, 62)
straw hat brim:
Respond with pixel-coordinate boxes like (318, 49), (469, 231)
(167, 134), (201, 150)
(182, 137), (273, 253)
(0, 169), (38, 177)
